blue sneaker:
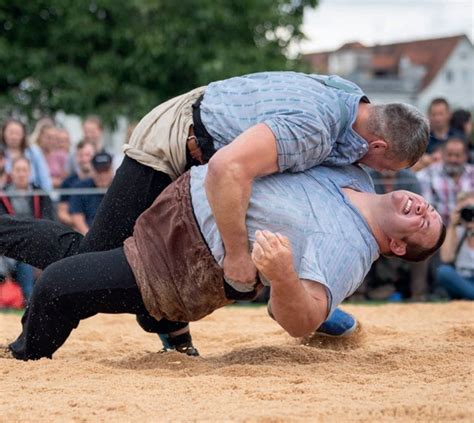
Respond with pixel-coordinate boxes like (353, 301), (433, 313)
(315, 308), (357, 337)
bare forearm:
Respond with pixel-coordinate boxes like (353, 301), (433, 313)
(440, 224), (459, 262)
(251, 230), (328, 337)
(71, 215), (89, 235)
(205, 161), (251, 256)
(270, 276), (325, 338)
(57, 203), (73, 226)
(205, 124), (278, 258)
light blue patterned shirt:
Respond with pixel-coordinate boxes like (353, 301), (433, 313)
(200, 71), (369, 172)
(190, 164), (380, 313)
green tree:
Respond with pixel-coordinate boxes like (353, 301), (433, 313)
(0, 0), (317, 124)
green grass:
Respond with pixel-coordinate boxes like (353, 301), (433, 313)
(228, 299), (449, 308)
(0, 308), (24, 315)
(1, 299), (449, 316)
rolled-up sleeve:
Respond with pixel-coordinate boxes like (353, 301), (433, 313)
(264, 115), (333, 173)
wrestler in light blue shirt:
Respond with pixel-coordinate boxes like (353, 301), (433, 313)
(200, 71), (369, 172)
(190, 164), (380, 313)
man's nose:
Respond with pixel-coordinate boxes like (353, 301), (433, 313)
(416, 201), (428, 215)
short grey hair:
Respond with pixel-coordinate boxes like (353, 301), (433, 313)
(368, 103), (429, 166)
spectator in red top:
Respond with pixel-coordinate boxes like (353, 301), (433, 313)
(1, 119), (52, 191)
(0, 157), (55, 300)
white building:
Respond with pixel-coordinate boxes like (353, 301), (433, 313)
(304, 35), (474, 113)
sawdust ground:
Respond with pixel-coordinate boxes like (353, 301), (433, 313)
(1, 302), (473, 422)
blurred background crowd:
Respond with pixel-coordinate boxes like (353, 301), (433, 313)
(0, 1), (472, 308)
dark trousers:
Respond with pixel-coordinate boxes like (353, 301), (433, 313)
(9, 247), (182, 360)
(0, 156), (187, 335)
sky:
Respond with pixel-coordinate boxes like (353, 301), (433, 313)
(300, 0), (474, 53)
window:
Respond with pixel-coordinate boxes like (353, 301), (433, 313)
(462, 69), (469, 83)
(445, 69), (453, 83)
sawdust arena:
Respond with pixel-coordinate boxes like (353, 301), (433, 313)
(1, 301), (473, 421)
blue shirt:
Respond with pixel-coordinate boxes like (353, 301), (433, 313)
(200, 71), (369, 172)
(427, 128), (464, 154)
(190, 164), (380, 313)
(59, 172), (80, 203)
(68, 178), (104, 227)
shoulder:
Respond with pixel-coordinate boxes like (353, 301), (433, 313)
(61, 173), (79, 188)
(73, 178), (95, 188)
(25, 145), (42, 157)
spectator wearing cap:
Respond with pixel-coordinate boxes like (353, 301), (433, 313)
(57, 141), (96, 227)
(69, 152), (114, 235)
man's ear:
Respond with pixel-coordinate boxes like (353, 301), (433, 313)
(369, 139), (388, 153)
(389, 238), (407, 256)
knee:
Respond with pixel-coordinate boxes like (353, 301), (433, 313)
(30, 261), (65, 304)
(436, 264), (456, 283)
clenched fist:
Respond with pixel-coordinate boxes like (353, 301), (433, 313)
(251, 230), (295, 283)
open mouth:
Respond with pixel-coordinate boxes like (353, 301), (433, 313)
(403, 198), (413, 215)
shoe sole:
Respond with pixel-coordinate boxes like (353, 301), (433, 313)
(316, 320), (358, 338)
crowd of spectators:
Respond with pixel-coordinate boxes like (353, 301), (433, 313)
(0, 116), (114, 307)
(0, 97), (472, 308)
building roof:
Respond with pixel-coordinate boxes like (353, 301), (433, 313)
(304, 34), (471, 89)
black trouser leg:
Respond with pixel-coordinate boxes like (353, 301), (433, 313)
(0, 156), (186, 337)
(78, 156), (173, 253)
(0, 157), (173, 268)
(0, 215), (82, 269)
(9, 247), (187, 360)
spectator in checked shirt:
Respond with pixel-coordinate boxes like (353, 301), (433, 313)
(417, 137), (474, 226)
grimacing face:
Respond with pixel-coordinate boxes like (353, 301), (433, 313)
(382, 190), (443, 254)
